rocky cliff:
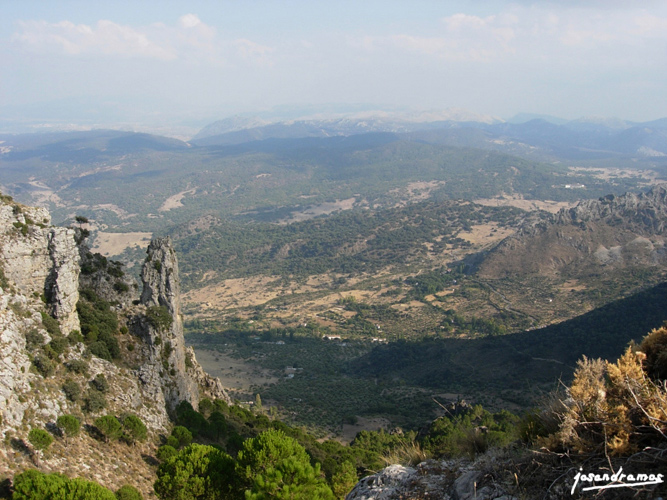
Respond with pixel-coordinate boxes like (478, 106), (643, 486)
(134, 237), (230, 412)
(0, 202), (80, 334)
(477, 185), (667, 278)
(346, 458), (518, 500)
(0, 196), (230, 494)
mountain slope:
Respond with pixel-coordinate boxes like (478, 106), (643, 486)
(478, 185), (667, 279)
(0, 195), (228, 495)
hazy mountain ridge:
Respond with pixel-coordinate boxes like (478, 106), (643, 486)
(193, 113), (667, 165)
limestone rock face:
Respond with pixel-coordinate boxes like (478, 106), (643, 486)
(138, 237), (231, 410)
(346, 460), (517, 500)
(0, 203), (80, 333)
(0, 292), (37, 428)
(478, 185), (667, 278)
(45, 228), (81, 333)
(555, 185), (667, 232)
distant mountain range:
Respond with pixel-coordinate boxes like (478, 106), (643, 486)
(193, 112), (667, 165)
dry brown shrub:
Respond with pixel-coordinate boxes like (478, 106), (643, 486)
(552, 336), (667, 456)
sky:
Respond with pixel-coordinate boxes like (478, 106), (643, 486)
(2, 0), (667, 135)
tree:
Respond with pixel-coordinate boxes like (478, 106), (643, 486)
(207, 412), (227, 441)
(156, 445), (178, 462)
(115, 484), (144, 500)
(237, 429), (334, 500)
(154, 444), (235, 500)
(28, 428), (53, 452)
(122, 414), (148, 444)
(56, 415), (81, 445)
(171, 426), (193, 449)
(255, 394), (263, 414)
(331, 461), (358, 499)
(95, 415), (123, 443)
(12, 469), (116, 500)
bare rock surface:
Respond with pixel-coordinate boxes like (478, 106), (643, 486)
(346, 460), (517, 500)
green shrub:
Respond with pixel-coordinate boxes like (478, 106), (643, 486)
(32, 354), (55, 377)
(40, 311), (61, 337)
(156, 445), (178, 462)
(92, 374), (109, 393)
(12, 469), (116, 500)
(28, 428), (53, 451)
(237, 429), (335, 499)
(146, 305), (173, 332)
(48, 336), (68, 357)
(95, 415), (123, 443)
(68, 330), (84, 344)
(84, 389), (107, 413)
(89, 341), (112, 361)
(122, 414), (147, 444)
(62, 380), (81, 402)
(66, 359), (89, 376)
(115, 485), (143, 500)
(154, 444), (235, 500)
(114, 281), (130, 293)
(171, 426), (193, 449)
(56, 415), (81, 443)
(25, 329), (44, 348)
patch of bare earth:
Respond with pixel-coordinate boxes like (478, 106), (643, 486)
(159, 188), (197, 212)
(458, 223), (515, 246)
(92, 232), (153, 256)
(474, 195), (571, 214)
(389, 180), (446, 205)
(193, 348), (279, 395)
(279, 197), (358, 224)
(340, 417), (392, 443)
(568, 166), (663, 185)
(183, 276), (283, 312)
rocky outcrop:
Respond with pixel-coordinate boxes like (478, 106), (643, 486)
(555, 185), (667, 232)
(346, 460), (517, 500)
(0, 203), (80, 333)
(0, 292), (38, 428)
(136, 237), (231, 411)
(478, 185), (667, 278)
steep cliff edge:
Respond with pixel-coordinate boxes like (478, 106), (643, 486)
(0, 201), (80, 334)
(0, 196), (230, 495)
(133, 236), (230, 412)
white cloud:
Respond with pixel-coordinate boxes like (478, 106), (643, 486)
(11, 14), (275, 66)
(13, 19), (176, 60)
(349, 5), (667, 81)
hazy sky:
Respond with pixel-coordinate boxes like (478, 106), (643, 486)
(2, 0), (667, 131)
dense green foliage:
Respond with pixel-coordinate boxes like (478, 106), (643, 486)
(28, 428), (53, 451)
(173, 200), (530, 285)
(154, 444), (236, 500)
(121, 415), (148, 444)
(12, 469), (116, 500)
(237, 430), (334, 500)
(115, 485), (144, 500)
(94, 415), (123, 442)
(56, 415), (81, 442)
(146, 306), (173, 332)
(77, 288), (120, 361)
